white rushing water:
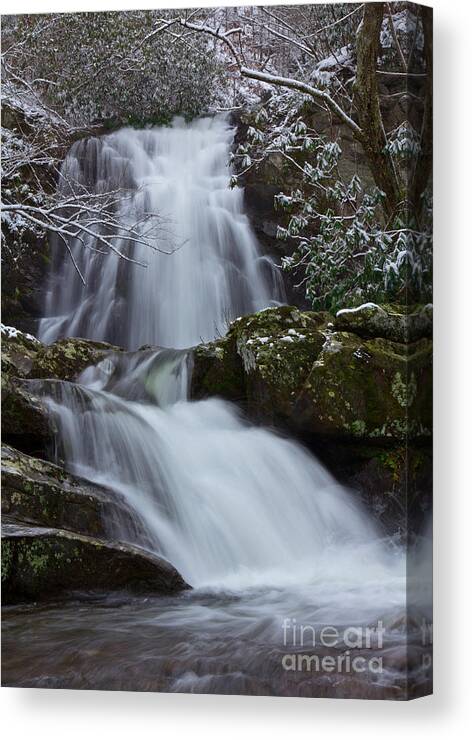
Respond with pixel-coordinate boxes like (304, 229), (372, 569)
(45, 351), (402, 600)
(33, 116), (413, 696)
(39, 114), (406, 606)
(39, 116), (283, 349)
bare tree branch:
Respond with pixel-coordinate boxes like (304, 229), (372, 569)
(179, 18), (362, 137)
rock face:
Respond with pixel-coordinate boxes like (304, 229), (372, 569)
(1, 375), (54, 453)
(30, 336), (122, 381)
(1, 324), (41, 377)
(1, 325), (121, 383)
(2, 523), (188, 604)
(1, 445), (189, 603)
(192, 304), (432, 442)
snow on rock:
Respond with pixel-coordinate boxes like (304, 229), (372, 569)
(336, 302), (384, 318)
(1, 323), (40, 344)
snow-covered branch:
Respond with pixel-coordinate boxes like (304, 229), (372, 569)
(179, 17), (362, 137)
(240, 67), (361, 137)
(1, 186), (174, 283)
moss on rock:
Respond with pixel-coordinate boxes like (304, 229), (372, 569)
(334, 302), (432, 343)
(30, 337), (122, 381)
(1, 329), (123, 453)
(1, 324), (41, 378)
(191, 304), (432, 442)
(228, 306), (329, 423)
(350, 443), (433, 534)
(1, 444), (135, 538)
(2, 522), (189, 604)
(191, 338), (244, 402)
(295, 332), (432, 440)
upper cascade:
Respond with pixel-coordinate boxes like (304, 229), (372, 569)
(39, 115), (284, 350)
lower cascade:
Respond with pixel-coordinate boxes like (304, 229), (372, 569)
(45, 349), (399, 593)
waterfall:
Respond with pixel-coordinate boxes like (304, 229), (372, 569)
(39, 116), (284, 349)
(39, 115), (405, 621)
(6, 116), (413, 695)
(44, 350), (391, 592)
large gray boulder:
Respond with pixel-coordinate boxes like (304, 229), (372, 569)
(1, 445), (190, 603)
(334, 302), (433, 343)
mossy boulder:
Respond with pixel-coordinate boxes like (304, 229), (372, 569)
(192, 306), (330, 418)
(1, 327), (51, 448)
(192, 338), (245, 403)
(1, 522), (188, 604)
(30, 337), (122, 381)
(230, 306), (331, 425)
(1, 444), (139, 539)
(2, 326), (120, 386)
(191, 305), (432, 442)
(334, 302), (433, 343)
(1, 329), (123, 453)
(294, 332), (432, 440)
(1, 324), (41, 378)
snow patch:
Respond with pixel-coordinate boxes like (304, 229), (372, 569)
(1, 323), (39, 343)
(336, 302), (385, 318)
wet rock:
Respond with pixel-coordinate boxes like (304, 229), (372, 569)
(294, 332), (432, 440)
(1, 328), (123, 457)
(192, 338), (245, 404)
(1, 327), (122, 386)
(1, 522), (189, 604)
(350, 443), (433, 535)
(1, 444), (136, 539)
(230, 307), (330, 426)
(192, 305), (328, 418)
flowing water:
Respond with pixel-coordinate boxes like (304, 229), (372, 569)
(39, 116), (283, 349)
(3, 116), (431, 697)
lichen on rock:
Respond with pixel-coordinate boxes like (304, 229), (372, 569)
(1, 323), (41, 378)
(30, 337), (122, 382)
(191, 304), (432, 442)
(2, 522), (189, 604)
(1, 444), (137, 539)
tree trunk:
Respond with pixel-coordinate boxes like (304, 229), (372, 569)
(410, 5), (433, 222)
(354, 2), (401, 219)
